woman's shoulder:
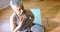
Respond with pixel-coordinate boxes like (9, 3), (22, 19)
(10, 12), (16, 21)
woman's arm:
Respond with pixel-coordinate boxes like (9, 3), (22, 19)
(13, 22), (22, 32)
(27, 9), (34, 22)
(26, 9), (35, 28)
(10, 14), (17, 32)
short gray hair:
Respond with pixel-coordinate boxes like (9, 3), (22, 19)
(10, 0), (23, 7)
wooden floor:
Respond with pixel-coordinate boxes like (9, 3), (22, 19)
(0, 0), (60, 32)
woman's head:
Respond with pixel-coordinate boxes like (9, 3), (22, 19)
(10, 0), (24, 15)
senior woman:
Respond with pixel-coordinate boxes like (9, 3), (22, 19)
(10, 0), (44, 32)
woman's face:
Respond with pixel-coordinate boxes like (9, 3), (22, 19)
(12, 5), (24, 15)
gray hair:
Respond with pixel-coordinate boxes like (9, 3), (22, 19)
(10, 0), (23, 7)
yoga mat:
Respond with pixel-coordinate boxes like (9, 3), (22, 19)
(30, 8), (42, 25)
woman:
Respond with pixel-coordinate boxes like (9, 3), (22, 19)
(10, 0), (44, 32)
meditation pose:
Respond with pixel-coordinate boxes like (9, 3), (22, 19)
(10, 0), (44, 32)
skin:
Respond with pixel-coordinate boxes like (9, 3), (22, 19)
(10, 5), (34, 32)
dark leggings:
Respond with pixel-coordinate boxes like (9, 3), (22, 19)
(18, 23), (45, 32)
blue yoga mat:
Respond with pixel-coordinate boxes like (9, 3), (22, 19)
(30, 9), (42, 25)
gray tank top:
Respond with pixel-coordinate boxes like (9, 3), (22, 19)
(14, 10), (31, 31)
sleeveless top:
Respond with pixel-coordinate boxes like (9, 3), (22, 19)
(14, 10), (31, 31)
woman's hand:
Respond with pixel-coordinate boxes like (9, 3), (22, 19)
(20, 14), (28, 22)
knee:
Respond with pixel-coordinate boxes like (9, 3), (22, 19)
(31, 24), (43, 29)
(31, 24), (45, 32)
